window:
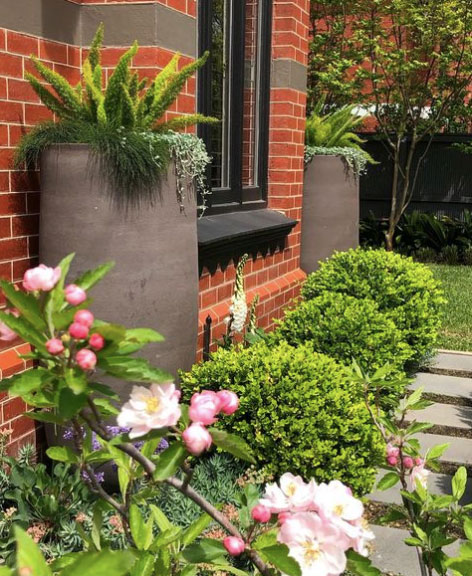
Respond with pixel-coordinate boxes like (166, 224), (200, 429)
(198, 0), (272, 214)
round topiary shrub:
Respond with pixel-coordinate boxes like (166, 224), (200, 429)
(181, 341), (383, 496)
(301, 248), (445, 361)
(271, 291), (413, 379)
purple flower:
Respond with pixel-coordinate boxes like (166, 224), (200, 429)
(81, 469), (105, 484)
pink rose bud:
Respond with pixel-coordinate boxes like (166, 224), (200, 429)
(75, 348), (97, 371)
(23, 264), (61, 292)
(403, 457), (414, 469)
(189, 390), (222, 425)
(251, 504), (271, 523)
(386, 443), (400, 458)
(69, 322), (89, 340)
(223, 536), (245, 556)
(415, 457), (424, 466)
(182, 423), (213, 455)
(89, 333), (105, 351)
(74, 309), (94, 327)
(65, 284), (87, 306)
(0, 309), (19, 342)
(278, 512), (290, 525)
(46, 338), (65, 355)
(387, 455), (398, 467)
(216, 390), (239, 415)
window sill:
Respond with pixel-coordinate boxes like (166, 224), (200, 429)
(197, 209), (298, 274)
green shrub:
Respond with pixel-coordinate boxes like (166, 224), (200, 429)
(302, 248), (445, 361)
(181, 342), (383, 496)
(271, 292), (413, 386)
(439, 245), (460, 265)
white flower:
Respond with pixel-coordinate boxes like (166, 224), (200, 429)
(313, 480), (364, 538)
(259, 473), (317, 513)
(117, 382), (181, 439)
(408, 464), (430, 492)
(229, 294), (247, 333)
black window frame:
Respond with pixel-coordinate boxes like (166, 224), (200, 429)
(197, 0), (273, 215)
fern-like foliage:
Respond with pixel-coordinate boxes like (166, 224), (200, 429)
(16, 23), (217, 203)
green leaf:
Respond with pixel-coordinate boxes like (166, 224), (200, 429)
(346, 550), (381, 576)
(259, 544), (301, 576)
(181, 513), (213, 546)
(153, 441), (187, 481)
(15, 527), (52, 576)
(74, 261), (115, 292)
(376, 472), (399, 491)
(406, 387), (423, 407)
(149, 505), (174, 532)
(59, 388), (88, 419)
(130, 553), (155, 576)
(464, 517), (472, 541)
(406, 421), (433, 436)
(25, 411), (65, 425)
(452, 467), (468, 500)
(0, 311), (48, 354)
(60, 550), (136, 576)
(0, 280), (46, 331)
(427, 443), (450, 461)
(0, 367), (51, 395)
(65, 367), (88, 394)
(130, 505), (154, 551)
(117, 328), (164, 354)
(99, 356), (171, 383)
(181, 539), (227, 563)
(208, 428), (256, 464)
(94, 323), (126, 344)
(46, 446), (79, 464)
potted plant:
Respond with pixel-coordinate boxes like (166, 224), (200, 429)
(301, 101), (375, 272)
(15, 25), (215, 387)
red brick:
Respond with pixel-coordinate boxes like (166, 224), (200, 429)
(0, 53), (24, 79)
(11, 171), (39, 193)
(26, 192), (40, 213)
(8, 79), (40, 103)
(13, 258), (36, 281)
(39, 39), (68, 64)
(0, 102), (23, 123)
(12, 214), (39, 237)
(6, 32), (39, 57)
(0, 149), (14, 170)
(28, 235), (39, 257)
(0, 78), (7, 100)
(0, 217), (11, 239)
(0, 237), (28, 261)
(0, 262), (10, 281)
(24, 104), (52, 125)
(0, 173), (9, 193)
(2, 397), (26, 422)
(166, 0), (187, 12)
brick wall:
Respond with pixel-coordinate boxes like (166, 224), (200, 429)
(0, 0), (310, 451)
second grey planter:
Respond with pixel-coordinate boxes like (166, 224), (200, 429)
(39, 144), (199, 400)
(301, 155), (359, 274)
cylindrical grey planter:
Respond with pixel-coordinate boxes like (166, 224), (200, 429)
(40, 144), (199, 400)
(301, 155), (359, 274)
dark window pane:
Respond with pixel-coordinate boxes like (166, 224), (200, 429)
(242, 0), (259, 188)
(209, 0), (230, 189)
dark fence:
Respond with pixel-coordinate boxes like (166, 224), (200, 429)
(360, 134), (472, 219)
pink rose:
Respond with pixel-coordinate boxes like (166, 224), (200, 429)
(23, 265), (61, 292)
(223, 536), (245, 556)
(182, 423), (212, 455)
(89, 333), (105, 351)
(216, 390), (239, 415)
(46, 338), (64, 355)
(75, 348), (97, 371)
(278, 512), (291, 525)
(65, 284), (87, 306)
(69, 322), (89, 340)
(0, 309), (19, 342)
(189, 391), (222, 425)
(74, 309), (94, 327)
(251, 504), (271, 523)
(415, 457), (424, 466)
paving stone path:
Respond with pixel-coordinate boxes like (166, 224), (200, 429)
(367, 351), (472, 576)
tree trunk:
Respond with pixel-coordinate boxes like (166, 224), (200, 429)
(386, 147), (401, 251)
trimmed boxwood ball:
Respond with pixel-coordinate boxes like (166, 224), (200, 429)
(302, 248), (445, 361)
(181, 341), (383, 496)
(271, 291), (413, 376)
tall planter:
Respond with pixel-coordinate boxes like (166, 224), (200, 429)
(301, 155), (359, 274)
(40, 144), (199, 399)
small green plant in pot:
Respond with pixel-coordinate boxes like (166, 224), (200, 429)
(16, 23), (216, 205)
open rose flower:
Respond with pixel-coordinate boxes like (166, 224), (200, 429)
(117, 382), (181, 439)
(23, 264), (61, 292)
(408, 463), (430, 492)
(313, 480), (364, 539)
(278, 512), (349, 576)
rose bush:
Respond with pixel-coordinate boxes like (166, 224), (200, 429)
(0, 255), (381, 576)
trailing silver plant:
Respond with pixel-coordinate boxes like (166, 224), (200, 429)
(304, 145), (372, 177)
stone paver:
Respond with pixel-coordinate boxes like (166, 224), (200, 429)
(415, 432), (472, 466)
(370, 470), (472, 505)
(428, 351), (472, 375)
(370, 525), (461, 576)
(412, 372), (472, 402)
(404, 402), (472, 430)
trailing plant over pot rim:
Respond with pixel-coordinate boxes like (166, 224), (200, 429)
(15, 23), (217, 207)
